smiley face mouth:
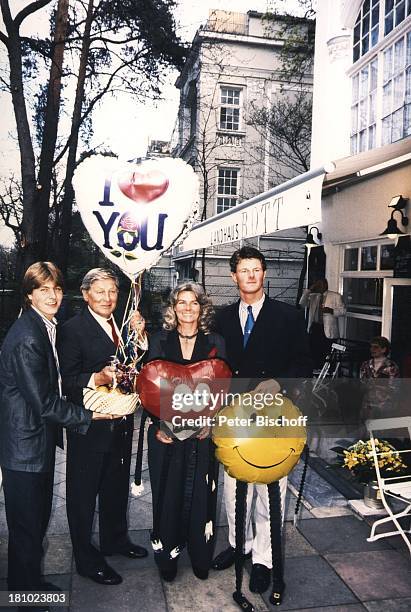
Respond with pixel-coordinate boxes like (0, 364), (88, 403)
(234, 446), (295, 469)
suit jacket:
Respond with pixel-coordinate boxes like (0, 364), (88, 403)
(57, 306), (133, 451)
(0, 308), (91, 473)
(215, 296), (312, 383)
(299, 289), (346, 339)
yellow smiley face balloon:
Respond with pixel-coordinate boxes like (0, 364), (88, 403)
(213, 392), (306, 484)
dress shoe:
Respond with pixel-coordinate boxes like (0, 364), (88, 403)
(159, 564), (178, 582)
(211, 546), (251, 570)
(78, 565), (122, 585)
(103, 544), (148, 559)
(249, 563), (271, 593)
(192, 566), (208, 580)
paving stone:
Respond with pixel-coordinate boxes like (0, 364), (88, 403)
(70, 566), (166, 611)
(289, 606), (366, 612)
(128, 498), (153, 531)
(310, 506), (353, 518)
(53, 481), (67, 499)
(283, 524), (317, 557)
(363, 598), (411, 611)
(91, 529), (155, 573)
(298, 516), (392, 553)
(326, 550), (411, 601)
(285, 491), (314, 521)
(289, 463), (347, 508)
(42, 534), (73, 576)
(260, 555), (359, 611)
(46, 507), (70, 535)
(163, 564), (268, 612)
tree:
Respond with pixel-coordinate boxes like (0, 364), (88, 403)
(0, 0), (185, 273)
(247, 88), (312, 185)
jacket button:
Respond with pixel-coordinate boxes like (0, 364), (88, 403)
(234, 370), (239, 375)
(261, 371), (266, 375)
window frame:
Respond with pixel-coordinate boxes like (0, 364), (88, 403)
(216, 166), (240, 214)
(340, 239), (395, 340)
(218, 86), (243, 132)
(350, 3), (411, 153)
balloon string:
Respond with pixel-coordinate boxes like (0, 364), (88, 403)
(116, 273), (147, 369)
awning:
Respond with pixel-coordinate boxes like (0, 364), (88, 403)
(323, 135), (411, 193)
(182, 165), (330, 251)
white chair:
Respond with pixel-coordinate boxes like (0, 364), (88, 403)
(365, 417), (411, 555)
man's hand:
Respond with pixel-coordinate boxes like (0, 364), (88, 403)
(196, 426), (211, 440)
(91, 412), (114, 420)
(156, 429), (173, 444)
(94, 364), (116, 387)
(253, 378), (281, 395)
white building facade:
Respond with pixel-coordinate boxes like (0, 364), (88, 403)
(172, 10), (313, 306)
(311, 0), (411, 371)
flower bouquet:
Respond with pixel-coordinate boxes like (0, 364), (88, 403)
(331, 439), (407, 484)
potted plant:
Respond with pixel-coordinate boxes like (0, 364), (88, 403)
(332, 439), (407, 508)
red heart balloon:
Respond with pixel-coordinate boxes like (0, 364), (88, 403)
(137, 358), (232, 421)
(118, 170), (169, 203)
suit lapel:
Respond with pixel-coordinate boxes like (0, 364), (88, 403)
(243, 296), (279, 353)
(82, 307), (117, 353)
(224, 301), (244, 356)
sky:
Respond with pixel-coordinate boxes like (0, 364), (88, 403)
(0, 0), (303, 246)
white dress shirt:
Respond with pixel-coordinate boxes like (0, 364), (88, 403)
(87, 306), (122, 388)
(31, 306), (62, 397)
(238, 293), (266, 333)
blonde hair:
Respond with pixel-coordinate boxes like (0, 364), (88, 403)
(163, 282), (214, 333)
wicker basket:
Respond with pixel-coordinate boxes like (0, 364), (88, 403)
(83, 386), (140, 416)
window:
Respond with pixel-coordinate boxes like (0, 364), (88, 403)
(351, 2), (411, 153)
(219, 87), (241, 131)
(216, 168), (239, 213)
(381, 32), (411, 143)
(353, 0), (381, 63)
(341, 241), (395, 342)
(351, 59), (378, 152)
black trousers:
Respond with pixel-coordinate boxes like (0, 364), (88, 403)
(2, 466), (54, 590)
(148, 425), (218, 573)
(309, 322), (333, 369)
(66, 419), (133, 574)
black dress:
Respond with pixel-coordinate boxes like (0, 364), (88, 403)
(147, 329), (226, 574)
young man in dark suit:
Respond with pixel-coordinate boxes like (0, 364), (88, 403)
(212, 247), (311, 594)
(57, 268), (147, 586)
(0, 262), (97, 612)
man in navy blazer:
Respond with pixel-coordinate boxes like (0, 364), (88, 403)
(212, 247), (311, 594)
(0, 262), (94, 609)
(58, 268), (147, 587)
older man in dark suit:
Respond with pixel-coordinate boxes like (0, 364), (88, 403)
(58, 268), (147, 586)
(0, 262), (95, 611)
(212, 247), (311, 594)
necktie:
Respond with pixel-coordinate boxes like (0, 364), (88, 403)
(243, 305), (255, 348)
(108, 317), (120, 347)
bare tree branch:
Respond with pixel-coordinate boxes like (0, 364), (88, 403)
(14, 0), (53, 29)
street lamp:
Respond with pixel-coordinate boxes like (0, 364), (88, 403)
(380, 195), (409, 240)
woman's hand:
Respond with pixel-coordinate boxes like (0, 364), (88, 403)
(130, 311), (146, 333)
(156, 429), (173, 444)
(196, 426), (211, 440)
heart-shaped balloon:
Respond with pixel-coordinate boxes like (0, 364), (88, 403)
(118, 169), (169, 203)
(73, 156), (199, 278)
(136, 358), (232, 423)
